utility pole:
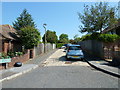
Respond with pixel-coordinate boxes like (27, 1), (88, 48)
(43, 23), (47, 53)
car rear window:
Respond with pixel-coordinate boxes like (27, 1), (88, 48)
(69, 46), (81, 50)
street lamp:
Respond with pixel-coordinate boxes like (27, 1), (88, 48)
(43, 23), (47, 53)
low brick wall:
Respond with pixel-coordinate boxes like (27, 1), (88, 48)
(8, 50), (29, 68)
(0, 50), (30, 69)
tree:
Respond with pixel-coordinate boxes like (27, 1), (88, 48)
(69, 39), (75, 44)
(18, 26), (41, 49)
(13, 9), (41, 49)
(42, 30), (58, 43)
(13, 9), (36, 30)
(74, 35), (81, 44)
(59, 33), (69, 43)
(78, 2), (118, 33)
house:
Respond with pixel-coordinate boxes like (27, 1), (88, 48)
(0, 25), (22, 54)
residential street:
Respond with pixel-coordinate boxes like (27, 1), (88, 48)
(2, 49), (118, 88)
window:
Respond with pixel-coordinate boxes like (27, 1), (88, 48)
(69, 46), (81, 50)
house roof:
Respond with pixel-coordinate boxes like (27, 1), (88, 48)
(0, 25), (19, 41)
(102, 22), (120, 33)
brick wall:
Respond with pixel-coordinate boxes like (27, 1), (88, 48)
(8, 50), (30, 68)
(0, 50), (30, 69)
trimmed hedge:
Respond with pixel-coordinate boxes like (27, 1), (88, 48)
(81, 33), (120, 43)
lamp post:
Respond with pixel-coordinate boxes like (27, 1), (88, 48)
(43, 23), (47, 53)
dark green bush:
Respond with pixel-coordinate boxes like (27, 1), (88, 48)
(81, 33), (120, 43)
(7, 51), (23, 58)
(98, 34), (120, 43)
(56, 43), (65, 48)
(0, 52), (10, 59)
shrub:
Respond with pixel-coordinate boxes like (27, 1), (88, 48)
(98, 34), (120, 43)
(56, 43), (65, 48)
(16, 52), (23, 56)
(80, 33), (120, 43)
(80, 34), (91, 41)
(0, 53), (10, 59)
(7, 51), (23, 58)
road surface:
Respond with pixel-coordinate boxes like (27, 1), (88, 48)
(2, 49), (118, 88)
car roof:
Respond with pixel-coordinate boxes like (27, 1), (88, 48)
(69, 44), (80, 47)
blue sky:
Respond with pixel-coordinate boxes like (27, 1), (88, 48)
(2, 2), (118, 39)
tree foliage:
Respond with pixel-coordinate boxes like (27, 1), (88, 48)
(78, 2), (118, 33)
(59, 33), (69, 43)
(18, 26), (41, 49)
(80, 33), (120, 43)
(13, 9), (41, 49)
(42, 30), (58, 43)
(13, 9), (36, 30)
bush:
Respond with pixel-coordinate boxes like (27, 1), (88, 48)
(0, 53), (10, 59)
(56, 43), (65, 48)
(7, 51), (23, 58)
(81, 33), (100, 41)
(81, 33), (120, 43)
(80, 34), (91, 41)
(15, 52), (23, 56)
(98, 34), (120, 43)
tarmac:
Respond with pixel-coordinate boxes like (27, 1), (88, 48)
(0, 49), (120, 83)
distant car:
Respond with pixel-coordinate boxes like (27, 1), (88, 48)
(66, 45), (84, 60)
(64, 43), (72, 50)
(61, 46), (66, 49)
(61, 43), (72, 49)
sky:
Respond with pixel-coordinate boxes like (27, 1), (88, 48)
(1, 2), (119, 39)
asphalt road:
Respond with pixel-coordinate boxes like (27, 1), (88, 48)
(2, 49), (119, 88)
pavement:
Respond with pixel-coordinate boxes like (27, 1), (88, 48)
(0, 49), (57, 83)
(0, 49), (120, 83)
(85, 59), (120, 78)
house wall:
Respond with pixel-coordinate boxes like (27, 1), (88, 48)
(3, 41), (9, 53)
(0, 40), (2, 52)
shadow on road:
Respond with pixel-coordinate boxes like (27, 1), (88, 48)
(58, 56), (85, 63)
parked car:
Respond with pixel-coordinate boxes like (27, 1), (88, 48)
(66, 44), (84, 60)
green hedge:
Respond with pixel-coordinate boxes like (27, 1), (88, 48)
(81, 33), (120, 43)
(98, 34), (120, 43)
(56, 43), (65, 48)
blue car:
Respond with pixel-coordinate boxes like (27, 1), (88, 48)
(66, 45), (84, 60)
